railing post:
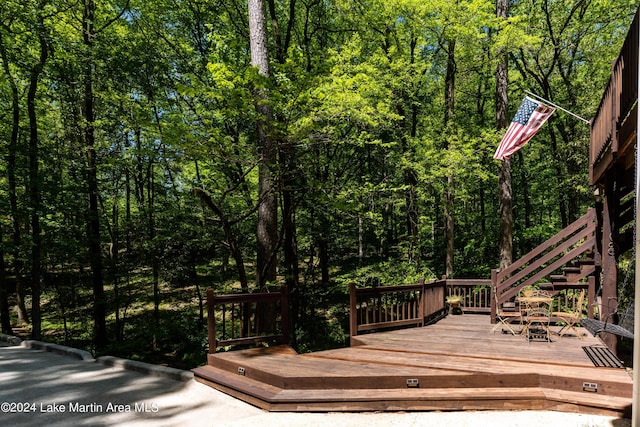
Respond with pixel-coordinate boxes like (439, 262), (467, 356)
(441, 278), (447, 314)
(587, 275), (595, 319)
(440, 275), (448, 317)
(207, 288), (216, 354)
(349, 282), (358, 345)
(418, 277), (425, 326)
(490, 269), (497, 323)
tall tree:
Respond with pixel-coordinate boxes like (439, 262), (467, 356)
(76, 0), (131, 347)
(0, 24), (29, 324)
(267, 0), (301, 298)
(496, 0), (512, 270)
(0, 222), (10, 334)
(248, 0), (278, 289)
(27, 0), (49, 340)
(81, 0), (107, 348)
(443, 37), (456, 278)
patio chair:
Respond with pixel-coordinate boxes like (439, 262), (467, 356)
(521, 300), (552, 343)
(531, 289), (551, 298)
(551, 289), (586, 339)
(491, 285), (520, 335)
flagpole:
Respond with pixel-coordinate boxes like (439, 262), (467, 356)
(524, 90), (590, 124)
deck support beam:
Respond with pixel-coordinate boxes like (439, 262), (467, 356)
(599, 174), (620, 352)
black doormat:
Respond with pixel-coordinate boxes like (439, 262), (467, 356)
(582, 345), (625, 368)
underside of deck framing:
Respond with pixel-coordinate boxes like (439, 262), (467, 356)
(192, 314), (632, 417)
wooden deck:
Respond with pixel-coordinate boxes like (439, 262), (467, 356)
(192, 314), (632, 416)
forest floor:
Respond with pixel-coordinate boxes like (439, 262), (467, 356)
(10, 276), (213, 370)
(10, 268), (351, 370)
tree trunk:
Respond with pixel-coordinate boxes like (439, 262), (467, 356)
(282, 176), (299, 341)
(0, 35), (29, 324)
(358, 214), (364, 260)
(398, 36), (420, 262)
(190, 260), (204, 329)
(147, 162), (160, 343)
(83, 0), (107, 348)
(444, 178), (455, 277)
(496, 0), (512, 270)
(517, 151), (532, 254)
(0, 223), (11, 335)
(444, 38), (456, 277)
(405, 168), (419, 262)
(319, 236), (329, 285)
(444, 39), (456, 126)
(27, 5), (48, 340)
(281, 142), (299, 339)
(110, 201), (123, 342)
(194, 189), (249, 292)
(249, 0), (278, 289)
(498, 160), (513, 269)
(549, 127), (569, 228)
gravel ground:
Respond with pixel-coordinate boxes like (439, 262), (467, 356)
(0, 338), (631, 427)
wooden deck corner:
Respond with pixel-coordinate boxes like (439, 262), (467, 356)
(193, 314), (632, 417)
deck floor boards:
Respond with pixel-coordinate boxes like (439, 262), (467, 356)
(192, 314), (632, 416)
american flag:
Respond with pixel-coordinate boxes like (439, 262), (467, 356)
(493, 97), (555, 161)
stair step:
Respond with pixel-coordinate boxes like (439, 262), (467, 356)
(502, 301), (518, 312)
(538, 282), (591, 291)
(192, 364), (631, 416)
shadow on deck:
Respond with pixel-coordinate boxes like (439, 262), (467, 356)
(192, 314), (632, 417)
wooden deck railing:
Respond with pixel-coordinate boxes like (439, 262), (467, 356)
(349, 278), (447, 344)
(206, 287), (289, 353)
(491, 208), (597, 322)
(590, 9), (639, 185)
(446, 278), (492, 314)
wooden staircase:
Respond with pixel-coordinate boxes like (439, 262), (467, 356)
(491, 208), (598, 322)
(540, 256), (597, 290)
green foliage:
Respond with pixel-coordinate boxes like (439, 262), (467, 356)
(336, 259), (436, 288)
(295, 308), (350, 354)
(0, 0), (637, 362)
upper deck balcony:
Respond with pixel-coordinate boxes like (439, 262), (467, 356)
(590, 10), (639, 186)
